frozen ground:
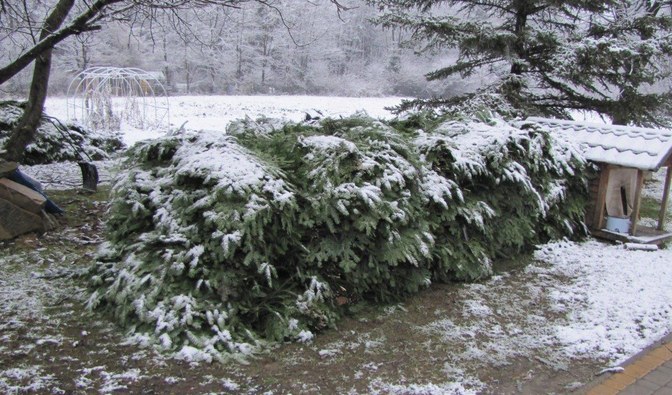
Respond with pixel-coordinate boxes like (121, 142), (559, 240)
(1, 96), (671, 393)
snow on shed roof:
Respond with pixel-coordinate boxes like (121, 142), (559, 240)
(524, 117), (672, 171)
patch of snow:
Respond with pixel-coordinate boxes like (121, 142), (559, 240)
(536, 240), (672, 364)
(462, 300), (493, 318)
(598, 366), (625, 375)
(98, 368), (144, 393)
(221, 378), (240, 391)
(164, 376), (183, 384)
(297, 330), (314, 343)
(0, 366), (58, 394)
(382, 304), (408, 316)
(318, 349), (341, 359)
(363, 336), (386, 353)
(564, 381), (585, 391)
(420, 238), (672, 374)
(368, 377), (485, 395)
(174, 345), (213, 363)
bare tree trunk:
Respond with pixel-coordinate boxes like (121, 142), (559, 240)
(4, 53), (53, 162)
(163, 35), (172, 92)
(3, 0), (75, 162)
(510, 3), (529, 76)
(185, 47), (191, 94)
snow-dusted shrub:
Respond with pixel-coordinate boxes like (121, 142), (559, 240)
(87, 130), (326, 361)
(233, 116), (435, 302)
(0, 101), (123, 164)
(87, 113), (588, 361)
(411, 116), (588, 281)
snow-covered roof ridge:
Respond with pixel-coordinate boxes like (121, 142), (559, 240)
(524, 117), (672, 171)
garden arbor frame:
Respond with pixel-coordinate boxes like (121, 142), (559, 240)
(526, 117), (672, 245)
(66, 67), (169, 131)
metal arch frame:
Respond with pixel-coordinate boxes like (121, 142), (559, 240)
(66, 66), (170, 131)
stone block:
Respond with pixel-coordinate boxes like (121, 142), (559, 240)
(0, 197), (46, 240)
(0, 178), (46, 215)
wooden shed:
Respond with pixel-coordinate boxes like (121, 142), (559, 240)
(525, 117), (672, 245)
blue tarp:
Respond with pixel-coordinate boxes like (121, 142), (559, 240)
(7, 169), (64, 214)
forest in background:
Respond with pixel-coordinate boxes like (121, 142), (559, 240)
(3, 0), (671, 131)
(0, 1), (460, 98)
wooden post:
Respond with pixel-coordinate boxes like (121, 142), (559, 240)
(658, 166), (672, 231)
(593, 165), (611, 230)
(78, 161), (98, 192)
(629, 170), (646, 235)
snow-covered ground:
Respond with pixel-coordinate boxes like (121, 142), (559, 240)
(536, 240), (672, 363)
(3, 95), (672, 393)
(33, 96), (404, 190)
(45, 95), (406, 146)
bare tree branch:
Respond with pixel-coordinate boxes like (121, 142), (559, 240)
(0, 0), (124, 85)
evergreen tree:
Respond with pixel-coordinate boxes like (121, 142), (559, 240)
(552, 0), (672, 125)
(370, 0), (672, 125)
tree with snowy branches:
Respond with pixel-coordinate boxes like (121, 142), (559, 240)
(370, 0), (672, 126)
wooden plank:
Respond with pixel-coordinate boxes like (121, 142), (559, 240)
(586, 174), (603, 224)
(591, 227), (672, 245)
(592, 165), (611, 230)
(658, 166), (672, 231)
(590, 229), (631, 244)
(630, 232), (672, 245)
(625, 243), (658, 251)
(629, 170), (646, 235)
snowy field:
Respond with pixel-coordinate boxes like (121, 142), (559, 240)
(2, 95), (672, 393)
(45, 95), (406, 146)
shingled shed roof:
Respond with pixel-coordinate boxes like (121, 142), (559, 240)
(525, 117), (672, 171)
